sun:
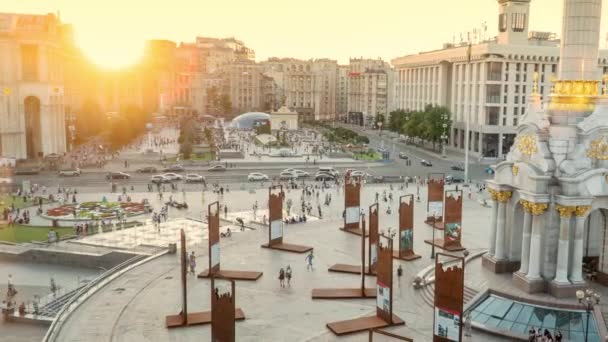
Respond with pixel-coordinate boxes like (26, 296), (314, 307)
(77, 39), (145, 70)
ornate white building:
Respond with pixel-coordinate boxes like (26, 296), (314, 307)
(483, 0), (608, 296)
(0, 13), (69, 159)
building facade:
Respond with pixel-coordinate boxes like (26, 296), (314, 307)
(0, 13), (71, 159)
(392, 0), (608, 160)
(347, 58), (393, 124)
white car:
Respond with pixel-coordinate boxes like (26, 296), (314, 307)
(279, 171), (297, 180)
(248, 172), (269, 182)
(59, 168), (81, 177)
(293, 170), (310, 178)
(351, 170), (371, 178)
(151, 175), (169, 184)
(185, 174), (205, 183)
(162, 173), (183, 181)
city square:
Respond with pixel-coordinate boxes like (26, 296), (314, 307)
(3, 0), (608, 341)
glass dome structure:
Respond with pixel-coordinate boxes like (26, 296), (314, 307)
(230, 112), (270, 129)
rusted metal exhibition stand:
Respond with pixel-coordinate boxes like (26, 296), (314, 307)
(424, 190), (466, 252)
(393, 194), (421, 261)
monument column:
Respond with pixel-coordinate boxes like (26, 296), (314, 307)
(517, 200), (533, 275)
(487, 190), (499, 256)
(570, 206), (591, 283)
(494, 191), (512, 260)
(554, 205), (575, 283)
(526, 203), (548, 280)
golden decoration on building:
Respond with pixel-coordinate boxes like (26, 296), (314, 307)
(2, 87), (9, 96)
(512, 165), (519, 176)
(532, 72), (539, 95)
(528, 203), (548, 216)
(495, 191), (512, 203)
(603, 74), (608, 96)
(586, 137), (608, 160)
(517, 135), (538, 157)
(549, 79), (600, 112)
(555, 205), (576, 218)
(575, 206), (591, 217)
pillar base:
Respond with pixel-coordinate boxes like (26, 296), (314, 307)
(512, 271), (545, 294)
(482, 255), (520, 274)
(548, 280), (586, 297)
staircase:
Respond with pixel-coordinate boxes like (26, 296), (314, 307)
(419, 283), (479, 308)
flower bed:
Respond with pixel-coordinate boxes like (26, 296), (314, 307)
(44, 201), (147, 221)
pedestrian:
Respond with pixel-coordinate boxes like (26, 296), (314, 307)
(224, 205), (228, 218)
(555, 330), (562, 342)
(286, 265), (292, 287)
(189, 251), (196, 275)
(279, 268), (285, 288)
(464, 311), (472, 337)
(305, 251), (314, 271)
(528, 327), (536, 342)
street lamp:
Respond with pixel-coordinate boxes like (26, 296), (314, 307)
(441, 113), (448, 158)
(576, 289), (601, 342)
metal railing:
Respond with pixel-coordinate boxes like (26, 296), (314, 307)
(41, 250), (167, 342)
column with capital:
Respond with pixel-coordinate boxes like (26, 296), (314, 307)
(570, 206), (591, 283)
(554, 205), (576, 283)
(494, 191), (512, 260)
(526, 202), (548, 280)
(517, 200), (533, 275)
(487, 189), (499, 256)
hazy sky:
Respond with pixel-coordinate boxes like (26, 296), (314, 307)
(5, 0), (608, 68)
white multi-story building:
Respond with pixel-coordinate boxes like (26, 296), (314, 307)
(337, 65), (349, 118)
(347, 58), (393, 123)
(392, 0), (608, 159)
(0, 13), (70, 159)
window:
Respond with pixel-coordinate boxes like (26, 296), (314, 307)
(21, 44), (39, 81)
(515, 85), (520, 93)
(514, 107), (519, 116)
(511, 13), (526, 32)
(513, 118), (518, 126)
(514, 96), (519, 104)
(499, 13), (508, 32)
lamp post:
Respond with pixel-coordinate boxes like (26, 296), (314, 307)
(463, 32), (473, 184)
(441, 113), (448, 158)
(576, 289), (601, 342)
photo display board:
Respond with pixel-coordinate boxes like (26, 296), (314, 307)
(211, 277), (236, 342)
(433, 253), (464, 342)
(375, 235), (394, 323)
(208, 202), (220, 274)
(368, 203), (379, 274)
(443, 190), (463, 249)
(344, 176), (362, 230)
(426, 173), (445, 222)
(399, 195), (415, 257)
(268, 185), (284, 245)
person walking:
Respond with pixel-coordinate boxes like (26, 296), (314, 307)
(189, 251), (196, 275)
(286, 265), (292, 287)
(305, 251), (314, 271)
(224, 205), (228, 219)
(278, 268), (285, 288)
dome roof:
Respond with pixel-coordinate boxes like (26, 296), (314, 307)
(230, 112), (270, 129)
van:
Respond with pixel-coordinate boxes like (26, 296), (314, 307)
(318, 166), (339, 177)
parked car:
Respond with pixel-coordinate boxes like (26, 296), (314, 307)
(163, 165), (185, 172)
(446, 175), (465, 184)
(420, 159), (433, 167)
(279, 171), (297, 180)
(315, 173), (336, 181)
(293, 170), (310, 178)
(137, 166), (158, 173)
(351, 170), (372, 178)
(59, 168), (81, 177)
(150, 175), (169, 184)
(450, 164), (465, 171)
(106, 172), (131, 180)
(318, 166), (339, 177)
(185, 174), (205, 183)
(248, 172), (269, 182)
(207, 165), (227, 172)
(162, 173), (183, 181)
(398, 152), (409, 160)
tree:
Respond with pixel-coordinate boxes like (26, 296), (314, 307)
(219, 94), (232, 116)
(423, 105), (451, 151)
(206, 86), (219, 115)
(76, 99), (105, 143)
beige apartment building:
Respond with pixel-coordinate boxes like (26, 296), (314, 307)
(391, 0), (608, 159)
(261, 58), (338, 121)
(347, 58), (393, 124)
